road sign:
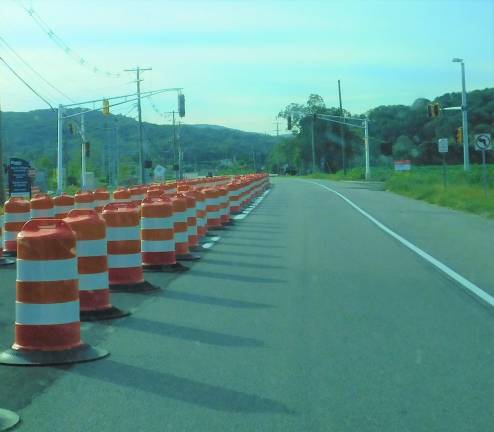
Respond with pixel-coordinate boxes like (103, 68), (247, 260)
(153, 164), (166, 181)
(474, 133), (491, 151)
(438, 138), (449, 153)
(8, 158), (31, 197)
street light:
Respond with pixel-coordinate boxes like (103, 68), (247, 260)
(452, 58), (469, 171)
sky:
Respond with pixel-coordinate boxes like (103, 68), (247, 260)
(0, 0), (493, 134)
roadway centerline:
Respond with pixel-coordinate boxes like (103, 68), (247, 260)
(308, 180), (494, 308)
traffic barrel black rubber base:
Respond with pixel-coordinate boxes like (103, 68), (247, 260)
(177, 253), (201, 261)
(206, 226), (226, 232)
(0, 408), (20, 431)
(1, 251), (16, 258)
(143, 263), (189, 272)
(109, 280), (160, 293)
(0, 343), (109, 366)
(80, 306), (130, 322)
(0, 257), (15, 266)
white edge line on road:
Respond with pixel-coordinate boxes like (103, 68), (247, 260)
(308, 180), (494, 308)
(233, 189), (271, 220)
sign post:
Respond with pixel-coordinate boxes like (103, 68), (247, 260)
(8, 158), (32, 198)
(474, 134), (492, 196)
(438, 138), (449, 189)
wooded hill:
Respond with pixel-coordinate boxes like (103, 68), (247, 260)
(271, 88), (494, 174)
(0, 109), (280, 187)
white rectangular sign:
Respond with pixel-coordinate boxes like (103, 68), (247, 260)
(438, 138), (448, 153)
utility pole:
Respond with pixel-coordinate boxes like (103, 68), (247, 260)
(172, 111), (178, 180)
(0, 101), (5, 204)
(364, 118), (370, 180)
(124, 66), (152, 184)
(311, 114), (316, 173)
(338, 80), (346, 174)
(80, 109), (87, 190)
(57, 104), (63, 194)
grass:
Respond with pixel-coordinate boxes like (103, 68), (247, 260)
(302, 164), (494, 219)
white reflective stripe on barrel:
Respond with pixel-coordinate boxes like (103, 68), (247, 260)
(78, 272), (108, 291)
(75, 202), (94, 209)
(141, 217), (173, 230)
(54, 205), (74, 215)
(77, 239), (107, 257)
(17, 258), (78, 281)
(141, 240), (174, 252)
(112, 197), (131, 203)
(207, 211), (221, 220)
(30, 209), (54, 218)
(174, 231), (188, 243)
(107, 253), (141, 268)
(4, 231), (19, 241)
(173, 211), (187, 223)
(107, 226), (140, 241)
(3, 212), (30, 223)
(16, 300), (80, 325)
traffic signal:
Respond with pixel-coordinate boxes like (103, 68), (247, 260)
(287, 115), (292, 130)
(144, 160), (152, 169)
(455, 127), (463, 144)
(68, 123), (75, 135)
(102, 99), (110, 116)
(427, 103), (441, 118)
(84, 141), (90, 157)
(178, 94), (185, 117)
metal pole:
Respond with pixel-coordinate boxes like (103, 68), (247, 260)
(0, 102), (5, 204)
(57, 104), (63, 194)
(80, 110), (87, 190)
(442, 153), (447, 189)
(136, 68), (144, 184)
(338, 79), (346, 174)
(364, 119), (370, 180)
(311, 115), (316, 173)
(114, 118), (119, 187)
(124, 66), (151, 184)
(460, 62), (470, 171)
(482, 149), (487, 196)
(178, 121), (183, 180)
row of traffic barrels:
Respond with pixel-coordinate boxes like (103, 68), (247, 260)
(0, 173), (270, 368)
(1, 174), (269, 257)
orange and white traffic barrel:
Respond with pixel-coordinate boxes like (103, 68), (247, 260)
(53, 193), (75, 218)
(189, 188), (207, 239)
(0, 219), (108, 365)
(30, 193), (54, 219)
(218, 186), (231, 226)
(141, 196), (188, 271)
(183, 192), (200, 250)
(102, 202), (158, 292)
(65, 209), (129, 320)
(0, 222), (15, 266)
(129, 185), (147, 206)
(112, 188), (131, 204)
(74, 190), (95, 210)
(228, 182), (242, 214)
(171, 194), (200, 261)
(93, 189), (110, 213)
(3, 197), (30, 257)
(0, 408), (20, 430)
(204, 188), (223, 229)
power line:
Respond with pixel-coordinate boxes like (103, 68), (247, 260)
(0, 35), (74, 103)
(18, 1), (121, 78)
(0, 55), (54, 109)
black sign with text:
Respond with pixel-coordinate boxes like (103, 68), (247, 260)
(8, 158), (31, 196)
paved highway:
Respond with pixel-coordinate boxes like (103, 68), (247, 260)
(1, 177), (493, 431)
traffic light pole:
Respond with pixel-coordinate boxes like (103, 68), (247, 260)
(311, 115), (316, 173)
(338, 80), (346, 174)
(57, 104), (63, 194)
(460, 62), (470, 171)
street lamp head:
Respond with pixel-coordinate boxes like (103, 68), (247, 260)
(452, 58), (463, 63)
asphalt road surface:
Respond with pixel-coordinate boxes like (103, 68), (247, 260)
(1, 177), (493, 431)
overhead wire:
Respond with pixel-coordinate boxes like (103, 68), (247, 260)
(0, 35), (75, 103)
(0, 55), (54, 109)
(17, 1), (121, 78)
